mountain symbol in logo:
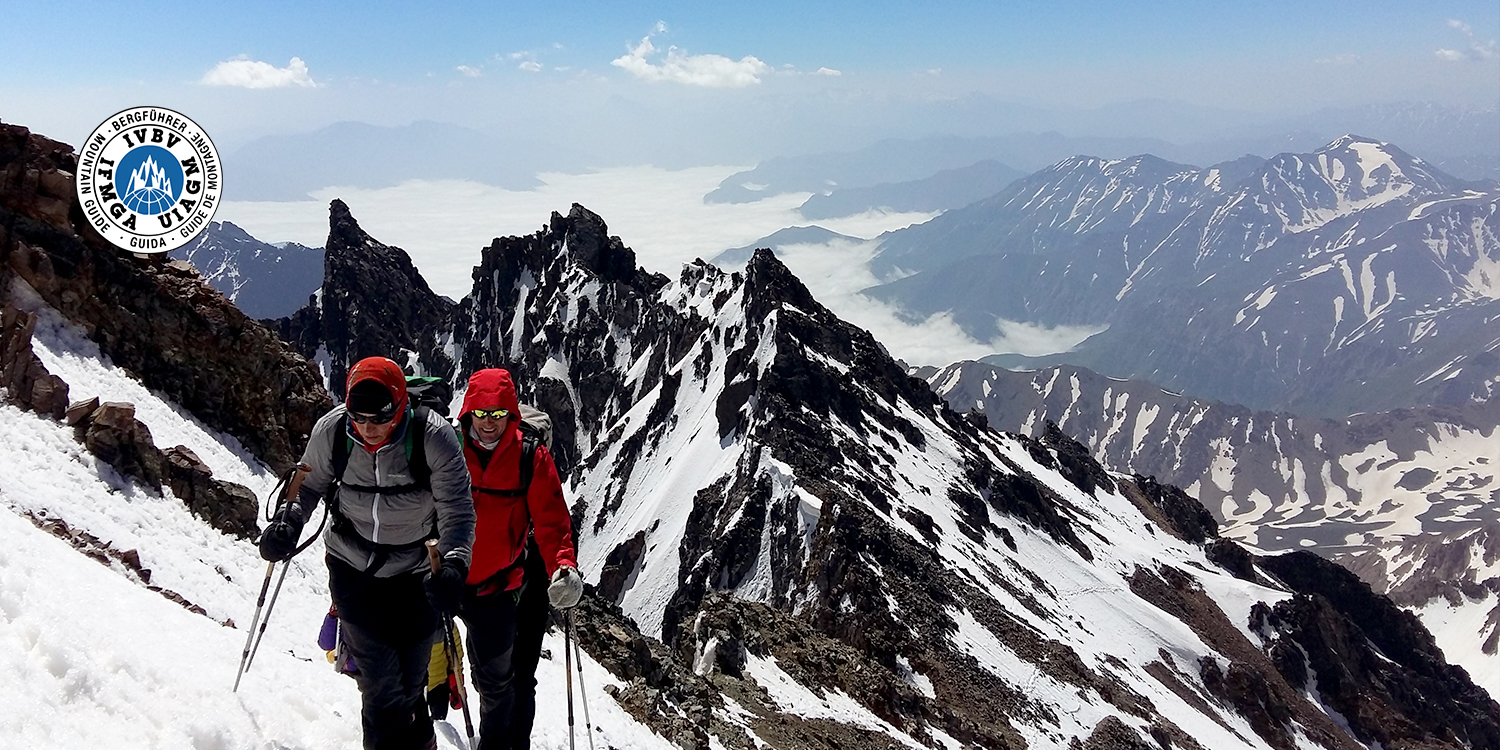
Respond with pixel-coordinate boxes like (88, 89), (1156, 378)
(120, 151), (179, 216)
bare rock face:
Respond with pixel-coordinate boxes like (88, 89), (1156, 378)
(1070, 716), (1157, 750)
(66, 403), (259, 539)
(274, 199), (457, 398)
(162, 445), (259, 538)
(1, 304), (68, 418)
(1257, 551), (1500, 750)
(597, 529), (648, 605)
(1128, 473), (1220, 544)
(0, 123), (331, 473)
(80, 401), (164, 490)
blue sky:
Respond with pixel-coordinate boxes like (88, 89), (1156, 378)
(1, 1), (1496, 156)
(7, 1), (1495, 80)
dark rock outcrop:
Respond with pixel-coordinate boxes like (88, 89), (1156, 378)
(79, 401), (165, 490)
(276, 199), (457, 397)
(1258, 551), (1500, 750)
(2, 304), (68, 418)
(162, 445), (259, 538)
(67, 399), (259, 539)
(597, 529), (648, 605)
(1128, 473), (1219, 544)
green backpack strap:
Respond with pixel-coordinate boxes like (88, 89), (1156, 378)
(332, 407), (432, 494)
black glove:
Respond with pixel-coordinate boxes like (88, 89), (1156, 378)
(424, 556), (468, 614)
(258, 503), (306, 561)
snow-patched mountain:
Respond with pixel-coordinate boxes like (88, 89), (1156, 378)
(271, 195), (1500, 748)
(869, 136), (1500, 417)
(172, 221), (324, 320)
(796, 160), (1027, 220)
(926, 359), (1500, 695)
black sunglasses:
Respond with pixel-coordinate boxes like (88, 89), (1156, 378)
(470, 408), (511, 420)
(349, 409), (398, 425)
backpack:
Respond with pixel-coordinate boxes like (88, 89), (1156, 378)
(406, 376), (454, 418)
(325, 375), (447, 561)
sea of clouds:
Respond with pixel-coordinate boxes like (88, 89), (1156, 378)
(220, 166), (1092, 365)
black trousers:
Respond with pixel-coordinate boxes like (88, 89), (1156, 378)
(329, 556), (439, 750)
(460, 582), (520, 750)
(508, 538), (550, 750)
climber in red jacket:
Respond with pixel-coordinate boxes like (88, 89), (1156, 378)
(456, 367), (581, 750)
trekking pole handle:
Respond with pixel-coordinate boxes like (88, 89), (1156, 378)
(425, 539), (442, 573)
(284, 463), (312, 505)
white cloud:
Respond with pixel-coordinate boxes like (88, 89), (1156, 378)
(1315, 53), (1361, 65)
(519, 61), (543, 73)
(611, 25), (770, 87)
(816, 67), (842, 76)
(1437, 18), (1499, 61)
(456, 65), (483, 78)
(201, 56), (317, 89)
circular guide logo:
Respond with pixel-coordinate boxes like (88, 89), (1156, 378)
(75, 106), (221, 254)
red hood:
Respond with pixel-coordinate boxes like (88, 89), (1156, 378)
(345, 356), (408, 414)
(461, 368), (521, 419)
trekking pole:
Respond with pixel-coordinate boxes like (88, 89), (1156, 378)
(427, 541), (475, 749)
(569, 610), (596, 750)
(232, 463), (311, 692)
(244, 558), (292, 671)
(565, 609), (576, 750)
(233, 560), (276, 692)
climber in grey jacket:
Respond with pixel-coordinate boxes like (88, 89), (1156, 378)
(260, 355), (475, 750)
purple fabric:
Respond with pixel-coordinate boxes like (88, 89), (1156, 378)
(318, 611), (339, 651)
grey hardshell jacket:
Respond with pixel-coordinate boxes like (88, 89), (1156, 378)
(295, 405), (475, 577)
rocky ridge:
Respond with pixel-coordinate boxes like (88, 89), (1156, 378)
(282, 198), (1500, 748)
(0, 122), (331, 473)
(171, 220), (323, 320)
(928, 359), (1500, 697)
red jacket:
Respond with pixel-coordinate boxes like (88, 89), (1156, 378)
(460, 368), (577, 591)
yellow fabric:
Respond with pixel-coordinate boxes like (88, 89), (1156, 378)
(427, 622), (464, 691)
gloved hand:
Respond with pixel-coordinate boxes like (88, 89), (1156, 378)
(548, 565), (583, 610)
(258, 503), (306, 561)
(424, 556), (469, 614)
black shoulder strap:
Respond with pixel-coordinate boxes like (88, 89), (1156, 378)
(469, 432), (541, 499)
(518, 432), (539, 496)
(332, 414), (351, 485)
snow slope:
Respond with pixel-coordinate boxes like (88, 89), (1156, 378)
(0, 298), (672, 750)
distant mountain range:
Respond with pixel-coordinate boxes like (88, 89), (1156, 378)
(796, 160), (1029, 220)
(705, 132), (1182, 205)
(712, 225), (865, 268)
(707, 102), (1499, 209)
(171, 222), (323, 320)
(867, 136), (1499, 417)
